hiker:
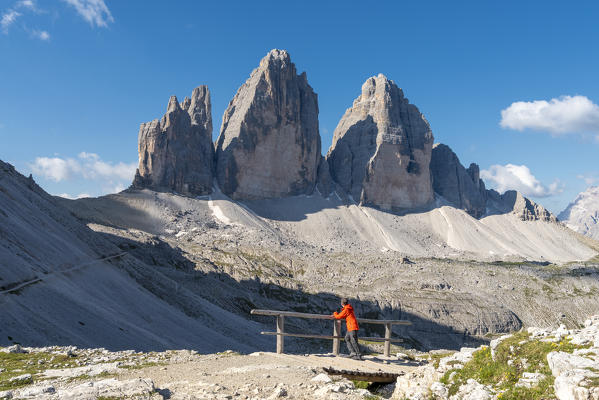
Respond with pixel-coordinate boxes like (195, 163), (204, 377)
(333, 298), (362, 360)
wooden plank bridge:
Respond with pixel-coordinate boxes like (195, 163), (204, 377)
(251, 309), (411, 357)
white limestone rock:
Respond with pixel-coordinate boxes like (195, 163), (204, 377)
(215, 49), (321, 200)
(327, 73), (434, 210)
(559, 185), (599, 240)
(449, 379), (494, 400)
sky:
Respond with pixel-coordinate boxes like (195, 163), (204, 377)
(1, 0), (598, 214)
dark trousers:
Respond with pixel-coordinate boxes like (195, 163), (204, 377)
(345, 330), (360, 355)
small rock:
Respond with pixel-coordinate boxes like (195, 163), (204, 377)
(0, 390), (13, 400)
(1, 345), (26, 354)
(311, 373), (332, 383)
(8, 374), (32, 384)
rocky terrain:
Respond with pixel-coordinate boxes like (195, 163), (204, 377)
(560, 186), (599, 240)
(392, 314), (599, 400)
(3, 315), (599, 399)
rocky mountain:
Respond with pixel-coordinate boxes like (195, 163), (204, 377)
(559, 185), (599, 239)
(431, 142), (556, 222)
(215, 49), (321, 200)
(0, 159), (263, 351)
(133, 85), (214, 196)
(430, 143), (487, 218)
(327, 73), (434, 210)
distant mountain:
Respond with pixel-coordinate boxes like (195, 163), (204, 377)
(559, 185), (599, 240)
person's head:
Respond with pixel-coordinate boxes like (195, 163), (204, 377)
(341, 298), (348, 306)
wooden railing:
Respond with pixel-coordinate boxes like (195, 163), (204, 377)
(251, 309), (411, 357)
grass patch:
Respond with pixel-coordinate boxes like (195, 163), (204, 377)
(440, 332), (591, 398)
(351, 380), (370, 389)
(423, 352), (455, 369)
(0, 350), (80, 390)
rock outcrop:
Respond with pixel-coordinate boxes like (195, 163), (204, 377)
(558, 185), (599, 240)
(326, 74), (434, 210)
(487, 189), (557, 222)
(133, 86), (213, 195)
(214, 49), (321, 200)
(431, 143), (487, 218)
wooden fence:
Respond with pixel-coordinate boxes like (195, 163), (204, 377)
(250, 309), (411, 357)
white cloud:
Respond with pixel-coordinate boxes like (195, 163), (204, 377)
(56, 192), (91, 199)
(30, 152), (136, 183)
(500, 95), (599, 136)
(32, 29), (49, 40)
(481, 164), (563, 198)
(1, 10), (21, 33)
(62, 0), (113, 27)
(30, 156), (81, 181)
(577, 173), (599, 187)
(17, 0), (35, 10)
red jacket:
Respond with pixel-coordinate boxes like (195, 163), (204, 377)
(333, 304), (359, 331)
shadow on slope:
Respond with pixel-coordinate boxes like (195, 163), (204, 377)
(86, 231), (499, 352)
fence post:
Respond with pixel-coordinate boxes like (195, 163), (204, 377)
(276, 315), (285, 354)
(384, 323), (392, 357)
(332, 320), (341, 355)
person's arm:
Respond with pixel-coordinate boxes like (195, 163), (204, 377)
(334, 307), (349, 319)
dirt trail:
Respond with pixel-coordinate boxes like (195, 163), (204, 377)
(118, 352), (420, 399)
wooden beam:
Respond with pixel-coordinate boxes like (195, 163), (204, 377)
(260, 332), (403, 343)
(276, 315), (284, 354)
(384, 323), (392, 357)
(251, 309), (411, 326)
(333, 320), (341, 355)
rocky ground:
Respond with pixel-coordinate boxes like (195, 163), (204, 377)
(0, 344), (416, 399)
(392, 314), (599, 399)
(3, 315), (599, 399)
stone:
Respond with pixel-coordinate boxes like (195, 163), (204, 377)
(1, 345), (26, 354)
(438, 347), (479, 372)
(547, 351), (599, 377)
(430, 382), (449, 399)
(516, 372), (546, 388)
(15, 384), (55, 398)
(311, 373), (332, 383)
(215, 49), (321, 200)
(0, 390), (13, 399)
(392, 365), (440, 399)
(8, 374), (32, 384)
(449, 379), (493, 400)
(327, 73), (434, 210)
(133, 85), (214, 195)
(56, 378), (155, 399)
(430, 143), (487, 218)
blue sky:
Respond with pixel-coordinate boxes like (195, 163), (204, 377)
(1, 0), (598, 214)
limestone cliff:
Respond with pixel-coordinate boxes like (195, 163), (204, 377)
(133, 86), (213, 195)
(326, 74), (434, 210)
(430, 143), (487, 218)
(214, 49), (321, 200)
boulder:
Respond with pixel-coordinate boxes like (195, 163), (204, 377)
(133, 85), (214, 195)
(430, 143), (487, 218)
(326, 73), (434, 210)
(215, 49), (321, 200)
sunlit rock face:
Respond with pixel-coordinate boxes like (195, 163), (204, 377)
(327, 74), (434, 210)
(133, 86), (214, 195)
(215, 49), (321, 200)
